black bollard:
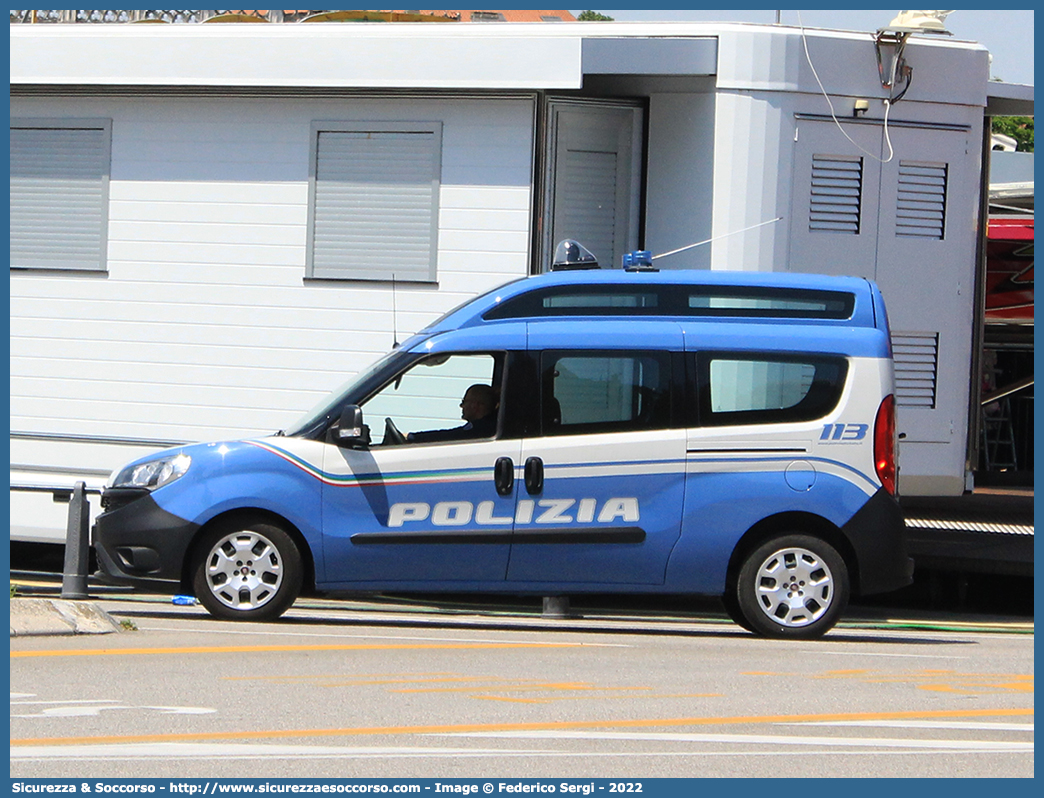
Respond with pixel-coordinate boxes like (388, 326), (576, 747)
(60, 481), (90, 600)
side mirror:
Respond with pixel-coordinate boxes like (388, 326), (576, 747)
(336, 405), (370, 448)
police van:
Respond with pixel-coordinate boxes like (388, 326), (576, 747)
(95, 244), (912, 639)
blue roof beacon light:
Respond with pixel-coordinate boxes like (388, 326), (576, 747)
(551, 239), (601, 271)
(622, 250), (656, 272)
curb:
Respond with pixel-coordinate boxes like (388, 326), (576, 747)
(9, 597), (123, 637)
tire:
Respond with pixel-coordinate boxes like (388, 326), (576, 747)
(735, 534), (849, 640)
(191, 519), (303, 621)
(720, 589), (755, 632)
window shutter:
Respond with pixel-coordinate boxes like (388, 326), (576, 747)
(310, 124), (441, 282)
(809, 155), (862, 234)
(10, 121), (110, 271)
(896, 161), (947, 239)
(558, 149), (619, 268)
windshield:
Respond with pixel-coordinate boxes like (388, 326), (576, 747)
(281, 348), (413, 438)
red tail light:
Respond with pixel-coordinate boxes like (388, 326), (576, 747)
(874, 394), (897, 495)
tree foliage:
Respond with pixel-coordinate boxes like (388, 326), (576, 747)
(577, 10), (614, 21)
(992, 116), (1034, 152)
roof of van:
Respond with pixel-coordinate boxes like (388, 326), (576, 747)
(423, 268), (883, 333)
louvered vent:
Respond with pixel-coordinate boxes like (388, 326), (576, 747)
(892, 331), (939, 408)
(896, 161), (947, 239)
(809, 155), (862, 234)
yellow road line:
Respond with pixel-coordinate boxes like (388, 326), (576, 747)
(11, 707), (1032, 747)
(10, 642), (582, 659)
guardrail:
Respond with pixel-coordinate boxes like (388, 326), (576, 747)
(11, 482), (102, 600)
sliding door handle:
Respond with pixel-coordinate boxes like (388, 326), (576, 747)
(494, 457), (514, 497)
(524, 456), (544, 495)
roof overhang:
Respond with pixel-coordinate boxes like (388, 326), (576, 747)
(986, 81), (1034, 116)
(10, 21), (995, 98)
(10, 23), (588, 90)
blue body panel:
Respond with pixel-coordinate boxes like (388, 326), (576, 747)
(666, 471), (879, 594)
(126, 440), (328, 580)
(137, 441), (875, 596)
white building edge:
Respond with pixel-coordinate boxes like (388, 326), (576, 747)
(10, 21), (1034, 542)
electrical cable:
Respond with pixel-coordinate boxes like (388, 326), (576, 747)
(797, 11), (902, 164)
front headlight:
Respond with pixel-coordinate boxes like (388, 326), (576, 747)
(109, 453), (192, 490)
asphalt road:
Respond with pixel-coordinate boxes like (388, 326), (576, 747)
(9, 594), (1034, 780)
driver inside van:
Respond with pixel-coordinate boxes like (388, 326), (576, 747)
(407, 384), (499, 443)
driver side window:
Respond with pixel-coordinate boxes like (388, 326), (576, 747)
(361, 353), (502, 445)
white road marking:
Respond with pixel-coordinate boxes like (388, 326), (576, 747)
(437, 730), (1033, 752)
(11, 743), (518, 760)
(10, 741), (1032, 761)
(11, 699), (120, 706)
(789, 720), (1033, 731)
(12, 704), (216, 718)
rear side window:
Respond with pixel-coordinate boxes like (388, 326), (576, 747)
(484, 285), (853, 320)
(487, 288), (662, 318)
(545, 292), (659, 311)
(541, 351), (672, 435)
(697, 352), (848, 426)
(686, 287), (853, 319)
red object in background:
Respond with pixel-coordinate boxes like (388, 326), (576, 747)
(985, 217), (1034, 325)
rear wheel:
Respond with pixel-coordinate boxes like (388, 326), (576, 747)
(735, 534), (848, 639)
(191, 520), (302, 621)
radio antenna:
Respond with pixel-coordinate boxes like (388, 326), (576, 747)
(652, 217), (783, 260)
(391, 273), (400, 349)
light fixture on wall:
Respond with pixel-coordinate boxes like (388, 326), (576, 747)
(874, 10), (954, 97)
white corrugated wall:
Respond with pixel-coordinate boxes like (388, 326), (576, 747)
(10, 93), (536, 541)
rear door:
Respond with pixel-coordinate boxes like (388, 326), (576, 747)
(506, 322), (686, 585)
(542, 99), (643, 272)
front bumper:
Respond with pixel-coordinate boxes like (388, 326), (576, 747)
(94, 490), (200, 590)
(841, 487), (915, 595)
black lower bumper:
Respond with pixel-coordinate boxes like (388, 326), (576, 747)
(841, 487), (915, 596)
(93, 492), (200, 589)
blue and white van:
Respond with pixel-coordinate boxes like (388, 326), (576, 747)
(95, 247), (912, 639)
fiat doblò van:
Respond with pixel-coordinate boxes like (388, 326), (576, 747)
(95, 263), (911, 639)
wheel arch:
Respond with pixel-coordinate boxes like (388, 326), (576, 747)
(180, 507), (317, 597)
(725, 511), (861, 596)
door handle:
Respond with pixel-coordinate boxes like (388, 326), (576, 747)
(494, 457), (514, 497)
(524, 456), (544, 495)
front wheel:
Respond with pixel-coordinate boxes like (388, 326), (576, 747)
(191, 520), (303, 621)
(734, 534), (849, 639)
